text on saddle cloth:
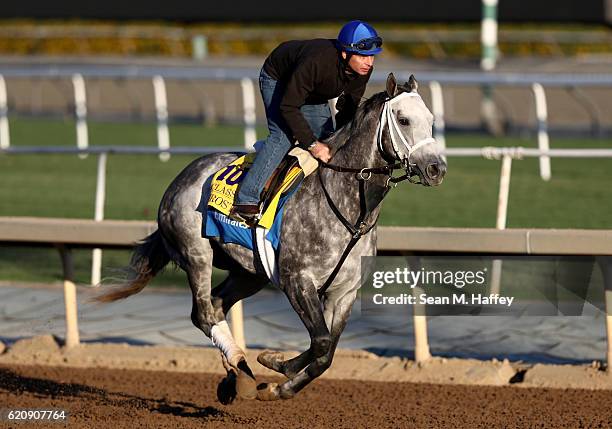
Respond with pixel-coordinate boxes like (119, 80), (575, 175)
(207, 152), (304, 229)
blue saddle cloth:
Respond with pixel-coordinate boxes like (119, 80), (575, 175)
(201, 179), (301, 251)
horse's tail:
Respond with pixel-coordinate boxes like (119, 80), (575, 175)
(94, 229), (170, 303)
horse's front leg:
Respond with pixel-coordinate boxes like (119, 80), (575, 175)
(257, 289), (342, 378)
(257, 347), (312, 379)
(258, 285), (358, 400)
(257, 279), (331, 400)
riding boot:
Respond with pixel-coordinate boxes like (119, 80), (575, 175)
(230, 203), (261, 225)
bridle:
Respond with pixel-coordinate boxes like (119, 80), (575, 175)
(316, 90), (437, 299)
(376, 91), (436, 182)
(321, 91), (436, 187)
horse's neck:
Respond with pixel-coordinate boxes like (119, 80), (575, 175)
(330, 122), (381, 169)
(313, 108), (389, 221)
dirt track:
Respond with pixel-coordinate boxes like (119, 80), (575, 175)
(1, 364), (611, 429)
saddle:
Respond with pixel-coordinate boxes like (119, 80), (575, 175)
(207, 146), (318, 228)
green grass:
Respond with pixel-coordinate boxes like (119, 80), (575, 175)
(1, 116), (612, 285)
(1, 117), (264, 220)
(383, 135), (612, 229)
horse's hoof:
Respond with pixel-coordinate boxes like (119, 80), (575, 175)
(257, 350), (285, 373)
(279, 384), (295, 400)
(235, 360), (257, 400)
(217, 371), (237, 405)
(256, 382), (280, 401)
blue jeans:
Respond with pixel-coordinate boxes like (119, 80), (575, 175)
(235, 68), (334, 205)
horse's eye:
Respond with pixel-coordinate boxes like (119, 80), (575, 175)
(398, 117), (410, 126)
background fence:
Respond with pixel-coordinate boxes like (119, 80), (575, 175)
(2, 64), (612, 284)
(2, 63), (612, 150)
(1, 63), (611, 366)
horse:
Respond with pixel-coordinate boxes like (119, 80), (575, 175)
(96, 73), (446, 402)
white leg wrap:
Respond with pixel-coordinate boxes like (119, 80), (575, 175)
(211, 321), (244, 366)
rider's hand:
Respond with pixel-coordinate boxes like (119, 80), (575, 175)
(308, 142), (331, 163)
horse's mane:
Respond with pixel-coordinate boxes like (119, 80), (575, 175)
(325, 91), (387, 150)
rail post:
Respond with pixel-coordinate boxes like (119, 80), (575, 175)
(329, 97), (339, 130)
(480, 0), (502, 135)
(406, 255), (432, 363)
(153, 75), (171, 161)
(91, 153), (107, 286)
(0, 75), (9, 150)
(496, 154), (512, 230)
(191, 35), (208, 61)
(241, 78), (257, 150)
(532, 83), (551, 181)
(490, 152), (513, 295)
(480, 0), (498, 72)
(57, 245), (80, 348)
(597, 257), (612, 374)
(229, 302), (246, 351)
(429, 81), (446, 161)
(72, 74), (89, 159)
(607, 287), (612, 375)
(413, 286), (432, 363)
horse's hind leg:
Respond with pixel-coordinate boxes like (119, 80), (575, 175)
(186, 241), (257, 402)
(210, 269), (269, 402)
(210, 268), (268, 323)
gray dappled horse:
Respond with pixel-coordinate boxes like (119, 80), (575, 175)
(97, 73), (446, 402)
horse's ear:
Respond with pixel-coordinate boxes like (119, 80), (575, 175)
(408, 74), (418, 92)
(386, 73), (397, 97)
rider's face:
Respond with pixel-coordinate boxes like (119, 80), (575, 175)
(342, 52), (375, 76)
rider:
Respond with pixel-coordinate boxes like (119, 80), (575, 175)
(231, 20), (383, 222)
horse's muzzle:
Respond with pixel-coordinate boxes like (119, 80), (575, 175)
(424, 161), (447, 186)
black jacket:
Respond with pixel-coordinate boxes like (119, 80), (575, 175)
(263, 38), (372, 148)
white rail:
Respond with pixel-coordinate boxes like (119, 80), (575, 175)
(0, 66), (609, 174)
(2, 218), (612, 366)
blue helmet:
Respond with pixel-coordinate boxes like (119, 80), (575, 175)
(337, 20), (383, 56)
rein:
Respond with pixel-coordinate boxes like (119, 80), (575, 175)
(316, 166), (385, 299)
(316, 91), (434, 299)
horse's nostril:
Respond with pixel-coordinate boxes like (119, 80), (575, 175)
(426, 163), (440, 178)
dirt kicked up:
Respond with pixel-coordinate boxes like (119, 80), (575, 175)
(1, 364), (612, 429)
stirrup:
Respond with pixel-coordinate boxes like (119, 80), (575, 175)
(229, 204), (262, 226)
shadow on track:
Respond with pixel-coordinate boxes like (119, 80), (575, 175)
(0, 367), (226, 419)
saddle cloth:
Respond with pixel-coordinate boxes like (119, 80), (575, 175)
(203, 146), (317, 252)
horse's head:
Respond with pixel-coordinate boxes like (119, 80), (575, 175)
(377, 73), (446, 186)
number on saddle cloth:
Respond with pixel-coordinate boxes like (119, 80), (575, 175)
(203, 151), (305, 251)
